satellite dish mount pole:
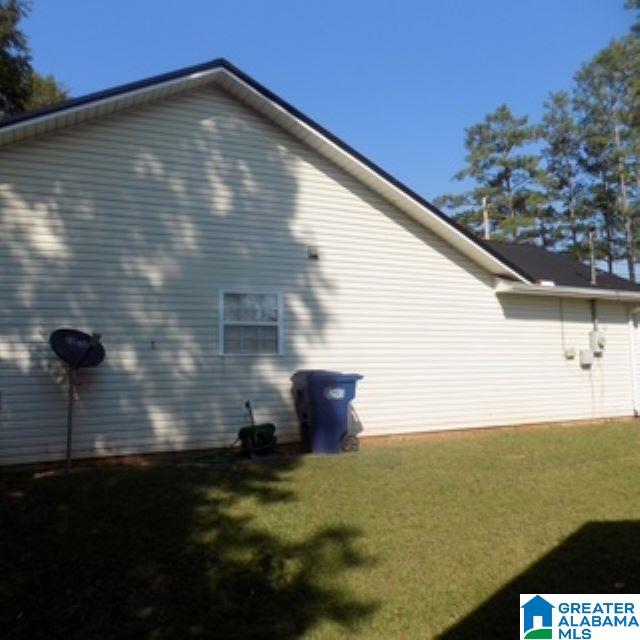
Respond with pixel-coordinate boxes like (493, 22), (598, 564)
(66, 365), (76, 474)
(49, 329), (104, 474)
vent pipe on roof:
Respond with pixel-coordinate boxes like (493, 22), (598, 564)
(482, 196), (490, 240)
(589, 228), (597, 286)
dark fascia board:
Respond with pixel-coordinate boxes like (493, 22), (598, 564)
(0, 58), (535, 283)
(0, 58), (230, 128)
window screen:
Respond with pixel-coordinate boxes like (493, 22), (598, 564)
(221, 292), (281, 354)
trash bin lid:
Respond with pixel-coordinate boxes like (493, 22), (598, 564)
(290, 369), (336, 383)
(306, 372), (363, 383)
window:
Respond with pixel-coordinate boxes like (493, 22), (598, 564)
(220, 291), (282, 354)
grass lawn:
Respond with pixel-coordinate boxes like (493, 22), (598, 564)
(2, 421), (640, 639)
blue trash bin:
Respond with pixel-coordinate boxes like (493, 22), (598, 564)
(291, 370), (337, 453)
(306, 371), (363, 454)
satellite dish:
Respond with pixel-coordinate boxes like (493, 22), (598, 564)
(49, 328), (105, 368)
(49, 329), (106, 473)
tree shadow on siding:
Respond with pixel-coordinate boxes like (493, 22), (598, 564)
(0, 85), (382, 635)
(0, 85), (333, 462)
(437, 520), (640, 639)
(0, 459), (378, 639)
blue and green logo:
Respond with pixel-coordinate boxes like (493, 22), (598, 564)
(521, 595), (555, 639)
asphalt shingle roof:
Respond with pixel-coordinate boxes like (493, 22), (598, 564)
(487, 241), (640, 292)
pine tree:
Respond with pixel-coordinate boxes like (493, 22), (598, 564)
(26, 72), (68, 110)
(626, 0), (640, 38)
(0, 0), (31, 116)
(539, 91), (588, 259)
(0, 1), (68, 117)
(435, 105), (542, 243)
(574, 36), (640, 279)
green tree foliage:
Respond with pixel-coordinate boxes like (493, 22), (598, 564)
(539, 91), (588, 259)
(0, 0), (30, 115)
(0, 0), (67, 118)
(575, 36), (640, 278)
(626, 0), (640, 37)
(26, 72), (68, 110)
(435, 105), (541, 242)
(436, 7), (640, 280)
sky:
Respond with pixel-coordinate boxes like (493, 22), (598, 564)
(22, 0), (635, 204)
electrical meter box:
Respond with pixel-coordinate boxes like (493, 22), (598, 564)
(580, 349), (594, 367)
(589, 330), (606, 355)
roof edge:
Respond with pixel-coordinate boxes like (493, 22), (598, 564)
(0, 58), (231, 128)
(494, 277), (640, 302)
(216, 61), (534, 283)
(0, 58), (535, 283)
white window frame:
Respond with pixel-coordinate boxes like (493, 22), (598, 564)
(218, 288), (284, 356)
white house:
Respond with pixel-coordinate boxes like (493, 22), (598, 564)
(1, 59), (640, 465)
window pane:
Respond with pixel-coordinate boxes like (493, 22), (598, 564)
(244, 325), (260, 353)
(224, 324), (279, 354)
(229, 293), (278, 322)
(222, 292), (281, 354)
(223, 293), (242, 321)
(263, 295), (278, 321)
(237, 294), (252, 322)
(223, 325), (244, 353)
(258, 326), (278, 352)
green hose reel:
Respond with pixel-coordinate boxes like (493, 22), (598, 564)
(237, 423), (277, 457)
(238, 401), (277, 457)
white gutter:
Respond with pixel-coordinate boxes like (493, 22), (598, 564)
(494, 277), (640, 302)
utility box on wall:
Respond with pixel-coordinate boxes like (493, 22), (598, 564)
(589, 330), (606, 356)
(580, 349), (594, 368)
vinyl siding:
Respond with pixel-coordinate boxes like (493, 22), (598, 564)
(0, 85), (635, 464)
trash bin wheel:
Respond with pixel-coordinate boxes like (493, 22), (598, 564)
(341, 434), (359, 453)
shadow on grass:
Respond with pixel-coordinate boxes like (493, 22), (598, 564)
(438, 521), (640, 639)
(0, 459), (377, 639)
